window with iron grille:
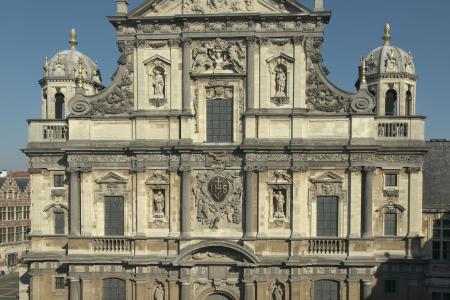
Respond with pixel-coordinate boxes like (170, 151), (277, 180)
(7, 253), (17, 267)
(206, 99), (233, 143)
(432, 219), (450, 261)
(314, 280), (339, 300)
(102, 278), (126, 300)
(15, 206), (22, 220)
(7, 227), (14, 243)
(432, 292), (450, 300)
(54, 175), (65, 187)
(385, 174), (398, 187)
(384, 280), (397, 294)
(317, 196), (338, 237)
(384, 213), (397, 236)
(55, 277), (65, 290)
(54, 212), (65, 235)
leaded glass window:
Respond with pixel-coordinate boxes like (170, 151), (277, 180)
(317, 197), (338, 237)
(104, 197), (124, 236)
(207, 99), (233, 143)
(384, 213), (397, 236)
(102, 278), (125, 300)
(314, 280), (339, 300)
(432, 218), (450, 261)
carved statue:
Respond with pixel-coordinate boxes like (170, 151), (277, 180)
(192, 43), (212, 73)
(152, 68), (165, 99)
(274, 67), (287, 98)
(191, 39), (245, 73)
(273, 285), (283, 300)
(189, 0), (204, 13)
(153, 190), (165, 218)
(154, 283), (164, 300)
(209, 0), (227, 11)
(273, 191), (285, 217)
(385, 48), (397, 72)
(227, 42), (245, 72)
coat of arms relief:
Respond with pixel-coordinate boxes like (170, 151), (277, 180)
(185, 0), (254, 14)
(193, 159), (243, 229)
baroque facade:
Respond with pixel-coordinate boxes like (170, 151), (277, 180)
(21, 0), (440, 299)
(0, 171), (30, 274)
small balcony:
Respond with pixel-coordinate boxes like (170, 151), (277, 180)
(67, 236), (136, 255)
(28, 120), (68, 143)
(376, 117), (425, 141)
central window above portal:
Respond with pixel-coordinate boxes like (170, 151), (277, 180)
(207, 98), (233, 143)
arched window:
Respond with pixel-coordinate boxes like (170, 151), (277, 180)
(102, 278), (125, 300)
(385, 89), (397, 116)
(406, 90), (413, 116)
(314, 280), (339, 300)
(55, 92), (65, 119)
(206, 293), (234, 300)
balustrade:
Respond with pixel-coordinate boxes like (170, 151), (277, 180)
(93, 238), (134, 253)
(307, 238), (348, 255)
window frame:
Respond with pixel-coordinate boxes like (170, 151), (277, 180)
(384, 212), (398, 236)
(316, 196), (339, 237)
(384, 173), (399, 188)
(54, 211), (65, 235)
(6, 253), (17, 268)
(432, 218), (450, 261)
(206, 98), (234, 144)
(55, 276), (66, 290)
(54, 174), (65, 188)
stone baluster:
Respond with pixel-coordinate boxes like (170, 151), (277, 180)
(363, 167), (375, 237)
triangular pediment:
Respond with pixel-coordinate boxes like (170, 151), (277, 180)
(95, 172), (128, 185)
(130, 0), (311, 17)
(310, 171), (343, 184)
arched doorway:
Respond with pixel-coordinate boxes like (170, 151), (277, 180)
(205, 292), (234, 300)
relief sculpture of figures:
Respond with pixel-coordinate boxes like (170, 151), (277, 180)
(192, 43), (213, 73)
(274, 67), (287, 98)
(385, 48), (397, 72)
(153, 190), (165, 218)
(152, 68), (165, 99)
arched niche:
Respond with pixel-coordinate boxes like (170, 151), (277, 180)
(55, 92), (65, 119)
(385, 89), (397, 116)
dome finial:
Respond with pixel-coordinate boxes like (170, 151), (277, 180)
(69, 28), (78, 50)
(383, 23), (392, 45)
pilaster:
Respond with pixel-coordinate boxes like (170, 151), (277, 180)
(246, 37), (256, 111)
(362, 280), (373, 300)
(69, 168), (81, 236)
(182, 39), (192, 113)
(291, 166), (309, 237)
(180, 166), (191, 238)
(69, 277), (81, 300)
(349, 166), (362, 238)
(244, 166), (257, 238)
(363, 166), (375, 237)
(407, 167), (422, 236)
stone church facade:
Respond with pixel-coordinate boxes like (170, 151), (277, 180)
(22, 0), (436, 299)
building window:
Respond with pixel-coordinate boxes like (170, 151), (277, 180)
(314, 280), (339, 300)
(16, 206), (22, 220)
(406, 90), (413, 116)
(55, 277), (65, 290)
(7, 207), (14, 220)
(206, 99), (233, 143)
(7, 253), (17, 267)
(385, 174), (398, 187)
(317, 196), (339, 237)
(23, 206), (30, 220)
(385, 89), (398, 116)
(384, 213), (397, 236)
(432, 292), (450, 300)
(102, 278), (126, 300)
(15, 227), (21, 242)
(7, 227), (14, 243)
(55, 93), (65, 120)
(54, 212), (65, 235)
(0, 228), (6, 244)
(104, 197), (124, 236)
(0, 207), (5, 221)
(24, 226), (30, 240)
(54, 175), (65, 187)
(432, 219), (450, 261)
(384, 279), (397, 294)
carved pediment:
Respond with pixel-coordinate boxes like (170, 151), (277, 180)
(130, 0), (311, 17)
(266, 53), (295, 65)
(267, 170), (292, 184)
(310, 171), (343, 184)
(95, 172), (128, 185)
(145, 171), (170, 185)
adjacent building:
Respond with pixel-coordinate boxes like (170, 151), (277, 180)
(20, 0), (448, 299)
(0, 171), (30, 274)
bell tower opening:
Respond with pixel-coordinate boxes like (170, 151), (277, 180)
(55, 92), (65, 119)
(406, 90), (413, 116)
(385, 89), (397, 116)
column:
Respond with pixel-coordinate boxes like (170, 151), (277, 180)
(182, 39), (191, 112)
(246, 37), (255, 111)
(256, 280), (267, 300)
(180, 166), (191, 237)
(349, 167), (362, 237)
(347, 279), (361, 300)
(363, 167), (375, 237)
(180, 281), (190, 300)
(30, 274), (42, 300)
(244, 281), (255, 300)
(244, 167), (257, 238)
(81, 279), (93, 300)
(407, 167), (422, 236)
(69, 168), (81, 236)
(70, 277), (81, 300)
(362, 280), (373, 300)
(289, 278), (302, 300)
(168, 279), (179, 300)
(135, 280), (147, 300)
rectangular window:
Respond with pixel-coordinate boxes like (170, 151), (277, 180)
(433, 219), (450, 261)
(384, 213), (397, 236)
(54, 175), (65, 187)
(0, 207), (5, 221)
(55, 277), (65, 290)
(7, 207), (14, 220)
(15, 227), (21, 242)
(317, 196), (338, 237)
(206, 99), (233, 143)
(23, 206), (30, 220)
(54, 212), (65, 235)
(104, 197), (124, 236)
(24, 226), (30, 240)
(384, 280), (396, 294)
(385, 174), (398, 187)
(16, 206), (22, 220)
(0, 228), (6, 244)
(7, 253), (17, 267)
(7, 227), (14, 243)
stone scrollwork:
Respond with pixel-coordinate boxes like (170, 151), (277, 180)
(191, 39), (246, 74)
(69, 40), (134, 116)
(146, 171), (170, 224)
(193, 168), (242, 229)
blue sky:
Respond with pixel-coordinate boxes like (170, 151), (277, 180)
(0, 0), (449, 170)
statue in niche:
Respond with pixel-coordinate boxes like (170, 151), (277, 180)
(274, 66), (287, 98)
(152, 67), (165, 99)
(153, 190), (165, 218)
(385, 48), (397, 72)
(154, 283), (164, 300)
(273, 190), (286, 217)
(273, 285), (284, 300)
